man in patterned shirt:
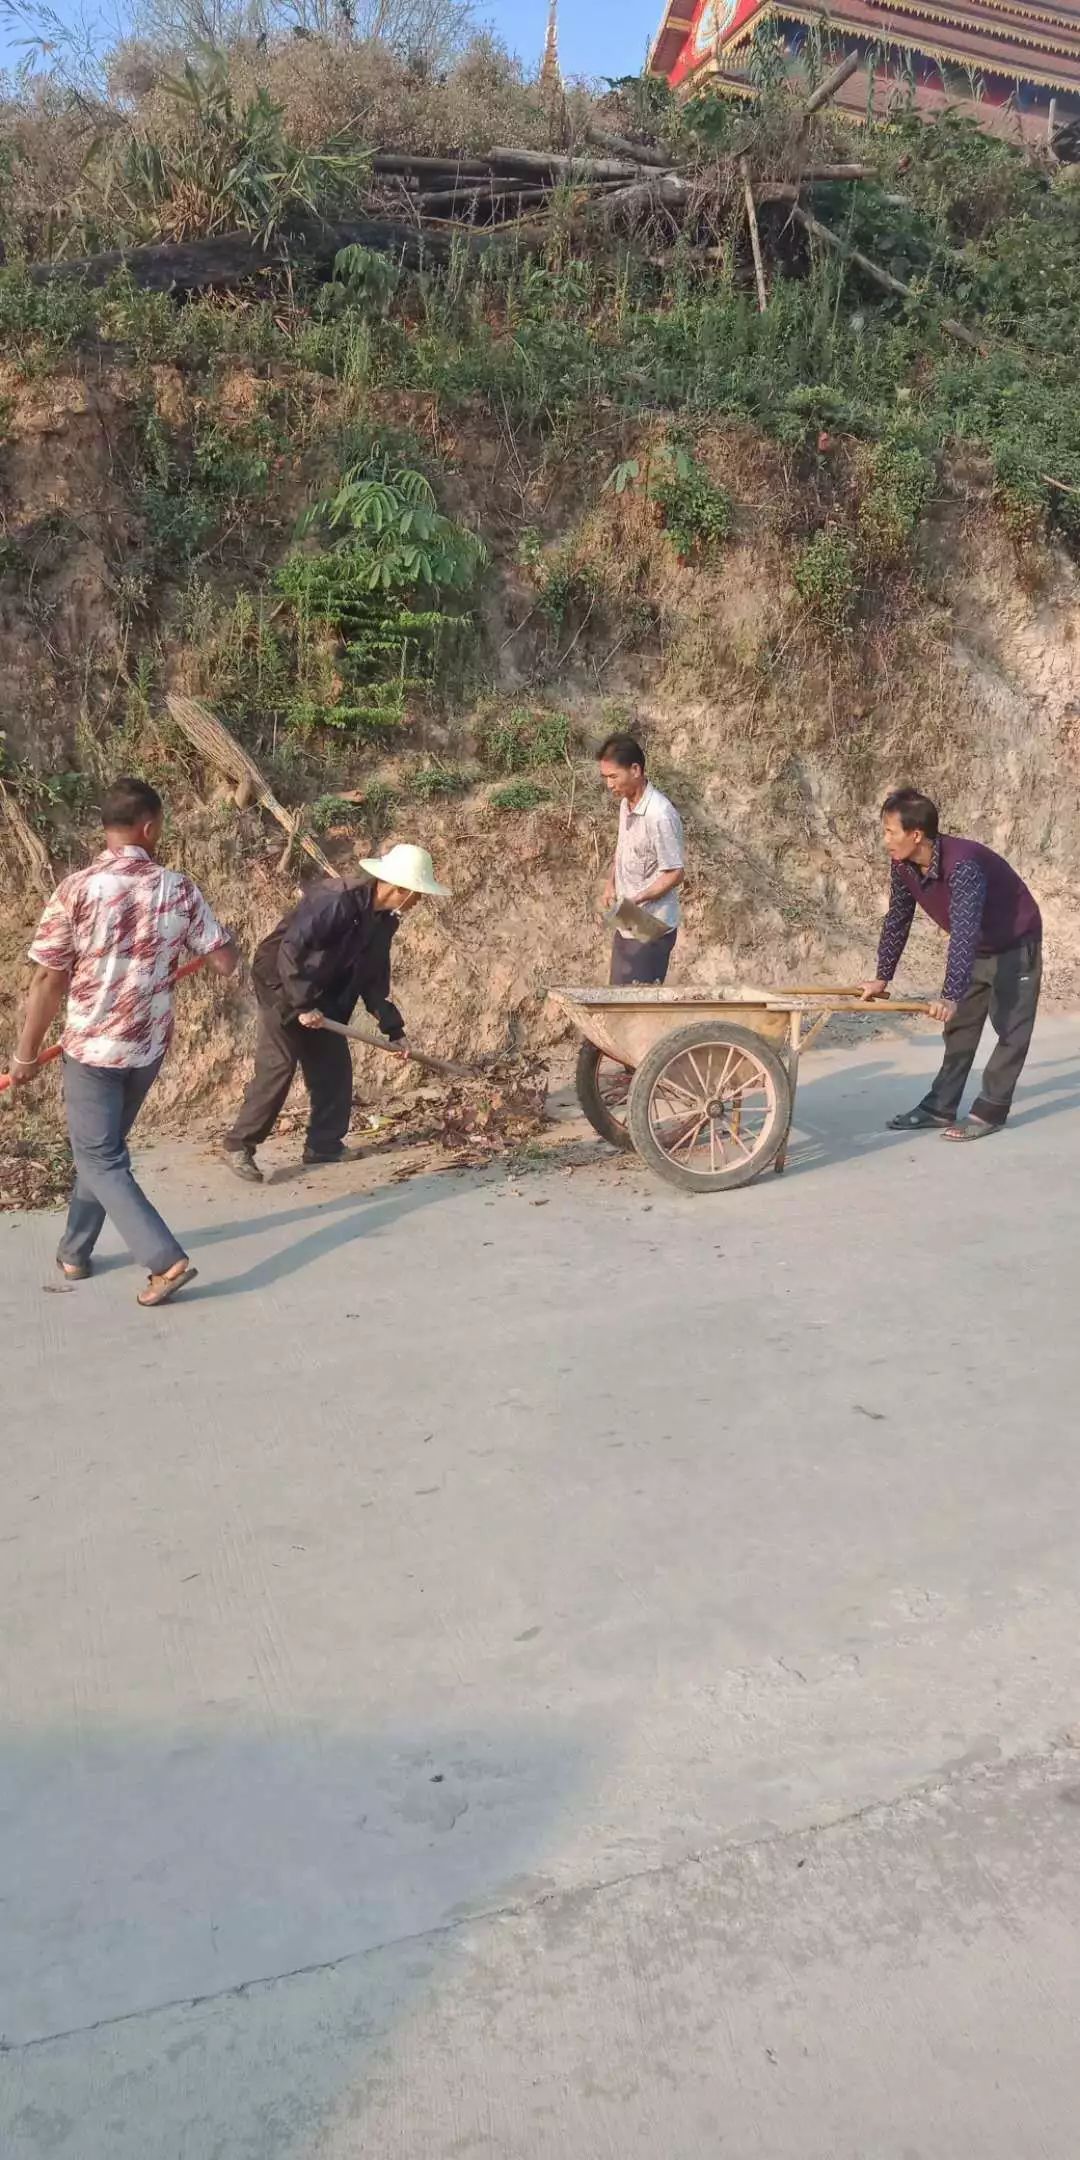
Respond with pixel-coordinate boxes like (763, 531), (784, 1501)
(10, 777), (236, 1304)
(861, 787), (1042, 1141)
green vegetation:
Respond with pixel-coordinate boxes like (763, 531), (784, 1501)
(478, 708), (575, 773)
(650, 451), (733, 559)
(409, 763), (472, 798)
(1, 41), (1080, 809)
(489, 779), (551, 811)
(793, 530), (860, 638)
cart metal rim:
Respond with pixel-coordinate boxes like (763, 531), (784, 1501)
(645, 1036), (780, 1176)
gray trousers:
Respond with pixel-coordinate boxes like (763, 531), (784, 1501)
(60, 1054), (184, 1274)
(609, 929), (677, 987)
(920, 937), (1042, 1127)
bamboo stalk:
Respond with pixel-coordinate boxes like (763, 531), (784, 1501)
(801, 51), (862, 121)
(741, 156), (768, 313)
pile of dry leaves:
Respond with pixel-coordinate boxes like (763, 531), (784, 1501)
(0, 1133), (73, 1211)
(360, 1054), (551, 1176)
(435, 1055), (550, 1165)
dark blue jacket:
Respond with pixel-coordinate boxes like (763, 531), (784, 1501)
(252, 879), (397, 1025)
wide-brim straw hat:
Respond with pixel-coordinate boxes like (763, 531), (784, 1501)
(358, 842), (450, 898)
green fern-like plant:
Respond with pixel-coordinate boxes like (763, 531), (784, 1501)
(297, 463), (488, 592)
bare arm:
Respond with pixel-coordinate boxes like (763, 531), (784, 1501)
(12, 966), (69, 1080)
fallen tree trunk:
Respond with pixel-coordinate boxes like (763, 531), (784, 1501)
(589, 175), (689, 225)
(797, 161), (873, 180)
(585, 125), (674, 168)
(371, 153), (491, 178)
(28, 216), (459, 290)
(489, 147), (648, 181)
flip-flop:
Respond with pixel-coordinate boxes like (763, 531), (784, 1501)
(886, 1107), (951, 1132)
(137, 1264), (198, 1308)
(941, 1117), (1002, 1143)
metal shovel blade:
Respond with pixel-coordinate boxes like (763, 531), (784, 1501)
(603, 899), (671, 945)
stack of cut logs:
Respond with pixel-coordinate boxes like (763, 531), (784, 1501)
(367, 129), (686, 231)
(26, 56), (983, 347)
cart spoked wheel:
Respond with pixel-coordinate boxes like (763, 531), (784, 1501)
(575, 1039), (635, 1151)
(627, 1021), (792, 1193)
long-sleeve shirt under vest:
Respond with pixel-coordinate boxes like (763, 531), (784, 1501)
(252, 878), (398, 1025)
(875, 834), (1041, 1003)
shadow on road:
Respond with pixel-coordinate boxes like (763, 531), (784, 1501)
(1, 1714), (589, 2157)
(181, 1173), (460, 1298)
(779, 1051), (1080, 1180)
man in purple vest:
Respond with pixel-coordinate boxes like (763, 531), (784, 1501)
(861, 788), (1042, 1141)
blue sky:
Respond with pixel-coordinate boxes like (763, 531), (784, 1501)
(0, 0), (662, 81)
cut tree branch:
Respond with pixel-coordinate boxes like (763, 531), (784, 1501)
(791, 204), (983, 350)
(800, 51), (862, 123)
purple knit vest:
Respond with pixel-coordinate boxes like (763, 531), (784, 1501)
(897, 835), (1041, 953)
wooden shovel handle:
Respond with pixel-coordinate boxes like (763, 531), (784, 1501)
(316, 1015), (483, 1081)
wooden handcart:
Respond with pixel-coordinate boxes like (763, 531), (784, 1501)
(551, 983), (933, 1194)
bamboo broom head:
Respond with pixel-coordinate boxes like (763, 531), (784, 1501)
(165, 694), (267, 791)
(165, 693), (337, 880)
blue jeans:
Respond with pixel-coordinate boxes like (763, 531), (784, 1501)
(59, 1054), (185, 1274)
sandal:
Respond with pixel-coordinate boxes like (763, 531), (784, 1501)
(941, 1117), (1002, 1143)
(137, 1262), (198, 1308)
(886, 1107), (951, 1132)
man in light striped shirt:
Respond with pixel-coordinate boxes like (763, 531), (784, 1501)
(597, 733), (686, 986)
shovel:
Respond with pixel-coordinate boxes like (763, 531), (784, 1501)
(317, 1016), (489, 1081)
(602, 898), (672, 945)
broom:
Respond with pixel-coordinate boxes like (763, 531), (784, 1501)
(165, 695), (336, 880)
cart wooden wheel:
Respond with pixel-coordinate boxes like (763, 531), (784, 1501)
(575, 1039), (634, 1151)
(626, 1021), (792, 1193)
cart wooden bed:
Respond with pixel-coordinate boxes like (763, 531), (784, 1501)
(551, 984), (933, 1194)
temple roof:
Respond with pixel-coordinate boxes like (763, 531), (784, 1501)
(650, 0), (1080, 94)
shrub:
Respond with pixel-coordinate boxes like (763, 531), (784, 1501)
(88, 48), (367, 246)
(857, 435), (934, 564)
(478, 708), (575, 773)
(489, 779), (551, 811)
(650, 451), (733, 559)
(410, 763), (472, 798)
(793, 529), (860, 637)
(308, 794), (363, 832)
(0, 269), (96, 371)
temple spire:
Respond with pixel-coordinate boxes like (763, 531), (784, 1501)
(540, 0), (562, 98)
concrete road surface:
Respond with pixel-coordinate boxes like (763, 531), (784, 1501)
(3, 1019), (1080, 2157)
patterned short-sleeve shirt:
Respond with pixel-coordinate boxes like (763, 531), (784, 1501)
(28, 846), (228, 1069)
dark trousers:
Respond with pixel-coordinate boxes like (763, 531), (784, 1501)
(920, 938), (1042, 1127)
(609, 929), (677, 987)
(225, 1002), (354, 1155)
(59, 1053), (184, 1274)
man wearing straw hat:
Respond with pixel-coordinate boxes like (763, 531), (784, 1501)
(222, 843), (449, 1182)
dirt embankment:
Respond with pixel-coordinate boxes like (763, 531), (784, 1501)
(3, 365), (1080, 1161)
